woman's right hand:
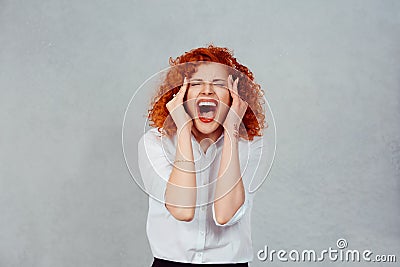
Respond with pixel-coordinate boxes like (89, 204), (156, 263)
(166, 77), (193, 132)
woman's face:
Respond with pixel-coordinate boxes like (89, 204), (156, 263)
(184, 63), (231, 135)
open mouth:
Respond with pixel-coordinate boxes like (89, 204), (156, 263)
(196, 99), (218, 123)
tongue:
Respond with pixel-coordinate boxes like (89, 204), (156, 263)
(200, 110), (214, 119)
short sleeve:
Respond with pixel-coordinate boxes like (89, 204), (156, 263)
(211, 136), (264, 227)
(138, 130), (173, 203)
(212, 196), (249, 227)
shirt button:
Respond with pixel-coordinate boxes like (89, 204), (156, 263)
(200, 231), (204, 235)
(201, 206), (206, 211)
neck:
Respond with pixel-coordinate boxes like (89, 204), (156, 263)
(191, 126), (223, 153)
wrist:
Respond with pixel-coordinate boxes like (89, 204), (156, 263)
(177, 124), (192, 137)
(224, 122), (240, 137)
(224, 130), (240, 144)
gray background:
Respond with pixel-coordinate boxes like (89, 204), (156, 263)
(1, 0), (399, 266)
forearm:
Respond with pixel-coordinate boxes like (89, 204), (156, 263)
(214, 129), (245, 225)
(165, 127), (197, 221)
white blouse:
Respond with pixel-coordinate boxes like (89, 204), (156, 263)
(138, 128), (264, 264)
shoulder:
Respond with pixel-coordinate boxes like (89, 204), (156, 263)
(138, 128), (175, 148)
(138, 128), (160, 150)
(139, 128), (163, 142)
(250, 135), (264, 147)
(238, 135), (264, 149)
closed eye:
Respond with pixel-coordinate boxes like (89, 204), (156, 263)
(189, 80), (227, 87)
(213, 82), (227, 87)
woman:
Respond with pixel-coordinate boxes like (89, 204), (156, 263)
(138, 45), (266, 266)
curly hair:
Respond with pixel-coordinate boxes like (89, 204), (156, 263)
(147, 44), (266, 140)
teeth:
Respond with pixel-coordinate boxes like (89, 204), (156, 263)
(198, 101), (216, 107)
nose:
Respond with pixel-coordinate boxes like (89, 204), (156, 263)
(200, 82), (215, 95)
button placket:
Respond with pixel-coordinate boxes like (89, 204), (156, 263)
(194, 158), (206, 263)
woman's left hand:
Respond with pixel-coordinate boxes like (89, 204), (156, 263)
(223, 75), (248, 136)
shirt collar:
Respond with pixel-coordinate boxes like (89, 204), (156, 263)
(214, 131), (225, 145)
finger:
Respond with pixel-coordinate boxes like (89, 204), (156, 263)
(177, 77), (189, 99)
(227, 75), (234, 94)
(228, 76), (239, 99)
(233, 77), (239, 95)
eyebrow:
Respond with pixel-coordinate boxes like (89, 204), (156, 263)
(189, 78), (227, 82)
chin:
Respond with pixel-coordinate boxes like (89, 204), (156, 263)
(193, 119), (221, 135)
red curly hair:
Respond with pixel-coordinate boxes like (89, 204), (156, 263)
(148, 44), (266, 140)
